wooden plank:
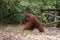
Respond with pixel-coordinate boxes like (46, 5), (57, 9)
(40, 8), (60, 11)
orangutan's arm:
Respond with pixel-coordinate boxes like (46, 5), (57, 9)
(23, 20), (33, 30)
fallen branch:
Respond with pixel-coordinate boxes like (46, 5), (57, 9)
(42, 20), (60, 25)
(46, 13), (60, 18)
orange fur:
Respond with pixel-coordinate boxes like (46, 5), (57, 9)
(23, 13), (44, 32)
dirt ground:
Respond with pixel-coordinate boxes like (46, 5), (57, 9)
(0, 25), (60, 40)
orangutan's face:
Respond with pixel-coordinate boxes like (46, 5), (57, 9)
(24, 13), (31, 21)
(25, 15), (30, 21)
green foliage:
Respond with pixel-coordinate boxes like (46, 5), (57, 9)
(0, 0), (59, 25)
(56, 0), (60, 8)
(0, 0), (24, 24)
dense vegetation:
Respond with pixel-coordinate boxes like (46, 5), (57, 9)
(0, 0), (60, 26)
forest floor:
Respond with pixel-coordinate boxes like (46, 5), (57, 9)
(0, 25), (60, 40)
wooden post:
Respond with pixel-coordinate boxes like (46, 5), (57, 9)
(39, 10), (43, 23)
(56, 10), (60, 27)
(54, 12), (57, 27)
